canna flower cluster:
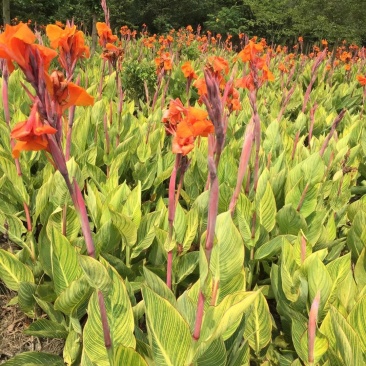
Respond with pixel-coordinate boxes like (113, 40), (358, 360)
(237, 38), (274, 90)
(96, 22), (118, 47)
(11, 101), (57, 158)
(0, 23), (94, 159)
(46, 22), (89, 77)
(162, 98), (214, 155)
(194, 56), (241, 112)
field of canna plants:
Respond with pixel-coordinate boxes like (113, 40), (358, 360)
(1, 6), (366, 366)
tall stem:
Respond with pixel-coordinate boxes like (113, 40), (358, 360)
(193, 156), (219, 340)
(166, 154), (181, 289)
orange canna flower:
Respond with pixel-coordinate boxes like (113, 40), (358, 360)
(55, 21), (65, 28)
(298, 36), (303, 43)
(207, 56), (229, 75)
(238, 40), (263, 63)
(357, 75), (366, 86)
(46, 24), (90, 75)
(46, 70), (94, 112)
(172, 112), (214, 155)
(162, 98), (186, 126)
(96, 22), (118, 47)
(163, 100), (214, 155)
(181, 61), (197, 80)
(102, 43), (124, 69)
(193, 78), (207, 96)
(11, 102), (57, 158)
(0, 23), (57, 76)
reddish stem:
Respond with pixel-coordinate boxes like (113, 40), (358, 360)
(166, 154), (181, 289)
(193, 292), (205, 340)
(319, 109), (346, 157)
(229, 119), (254, 214)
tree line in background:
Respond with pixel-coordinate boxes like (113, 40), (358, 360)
(1, 0), (366, 45)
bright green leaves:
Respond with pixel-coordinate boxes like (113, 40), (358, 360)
(142, 286), (192, 366)
(0, 249), (34, 290)
(244, 292), (272, 354)
(49, 230), (82, 295)
(210, 212), (244, 289)
(83, 263), (135, 365)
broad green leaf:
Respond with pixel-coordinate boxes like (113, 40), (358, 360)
(64, 330), (82, 366)
(196, 337), (227, 366)
(34, 297), (65, 325)
(210, 212), (244, 291)
(182, 207), (199, 252)
(49, 229), (82, 295)
(307, 257), (332, 318)
(142, 286), (191, 366)
(280, 240), (300, 302)
(354, 249), (366, 289)
(347, 295), (366, 352)
(299, 329), (328, 364)
(174, 251), (199, 285)
(347, 210), (366, 261)
(0, 249), (34, 290)
(276, 205), (307, 235)
(122, 181), (142, 226)
(0, 211), (27, 247)
(83, 263), (135, 365)
(78, 255), (112, 294)
(46, 207), (81, 242)
(109, 207), (137, 247)
(143, 266), (176, 306)
(18, 281), (36, 317)
(114, 345), (148, 366)
(254, 235), (296, 260)
(24, 319), (68, 338)
(174, 202), (187, 244)
(200, 290), (260, 345)
(244, 292), (272, 354)
(330, 307), (364, 365)
(132, 210), (161, 259)
(0, 156), (29, 204)
(54, 276), (93, 318)
(0, 352), (64, 365)
(326, 253), (351, 306)
(258, 182), (276, 232)
(85, 182), (103, 228)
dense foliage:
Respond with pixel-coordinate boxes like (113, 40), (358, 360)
(0, 12), (366, 366)
(2, 0), (366, 44)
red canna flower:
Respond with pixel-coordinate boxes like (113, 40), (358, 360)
(11, 101), (57, 158)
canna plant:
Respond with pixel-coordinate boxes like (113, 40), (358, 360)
(0, 17), (366, 366)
